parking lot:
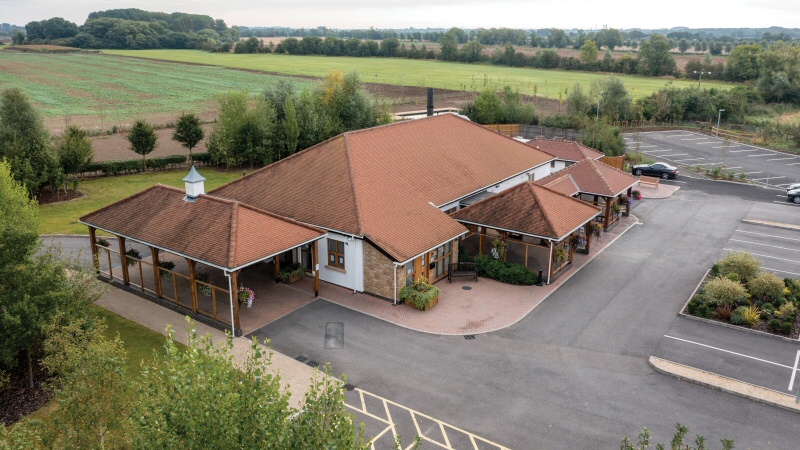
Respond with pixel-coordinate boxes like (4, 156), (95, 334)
(724, 202), (800, 278)
(623, 130), (800, 188)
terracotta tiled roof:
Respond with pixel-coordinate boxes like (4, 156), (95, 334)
(535, 158), (638, 197)
(527, 138), (604, 162)
(211, 114), (554, 262)
(80, 185), (324, 270)
(451, 183), (601, 240)
(540, 173), (580, 197)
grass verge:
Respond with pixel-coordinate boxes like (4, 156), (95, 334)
(39, 168), (242, 235)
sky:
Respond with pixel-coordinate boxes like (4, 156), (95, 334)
(3, 0), (797, 30)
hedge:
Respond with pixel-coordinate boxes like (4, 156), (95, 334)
(474, 254), (538, 285)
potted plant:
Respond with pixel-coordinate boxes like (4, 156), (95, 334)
(554, 247), (568, 266)
(589, 221), (603, 242)
(399, 276), (441, 311)
(631, 190), (642, 200)
(238, 285), (255, 308)
(96, 238), (110, 247)
(158, 260), (175, 279)
(125, 248), (142, 266)
(196, 271), (211, 296)
(611, 203), (622, 217)
(571, 234), (587, 253)
(279, 262), (306, 283)
(491, 238), (508, 260)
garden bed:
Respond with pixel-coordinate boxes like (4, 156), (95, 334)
(682, 252), (800, 339)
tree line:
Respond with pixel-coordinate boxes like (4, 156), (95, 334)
(18, 9), (239, 51)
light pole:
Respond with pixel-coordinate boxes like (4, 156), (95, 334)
(694, 70), (710, 92)
(593, 91), (604, 148)
(716, 109), (725, 138)
(596, 91), (605, 120)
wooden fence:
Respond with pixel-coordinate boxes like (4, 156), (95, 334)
(600, 155), (625, 170)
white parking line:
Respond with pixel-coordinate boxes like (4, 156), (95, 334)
(722, 249), (800, 265)
(734, 230), (800, 242)
(673, 158), (706, 162)
(729, 239), (800, 253)
(659, 153), (689, 157)
(747, 154), (774, 157)
(670, 134), (695, 137)
(751, 176), (785, 181)
(642, 149), (673, 153)
(695, 142), (717, 145)
(637, 145), (657, 148)
(768, 157), (798, 162)
(713, 145), (742, 149)
(764, 267), (800, 277)
(743, 171), (763, 174)
(663, 335), (793, 369)
(788, 162), (800, 166)
(729, 149), (758, 153)
(681, 138), (709, 141)
(773, 201), (800, 207)
(789, 351), (800, 392)
(691, 162), (720, 166)
(726, 166), (742, 170)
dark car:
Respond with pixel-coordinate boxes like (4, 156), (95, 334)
(632, 162), (679, 179)
(788, 183), (800, 204)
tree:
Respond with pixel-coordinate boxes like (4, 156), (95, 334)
(57, 125), (94, 176)
(172, 113), (204, 163)
(127, 120), (157, 169)
(724, 44), (762, 81)
(282, 97), (300, 157)
(678, 38), (690, 53)
(459, 40), (483, 63)
(0, 161), (103, 388)
(11, 30), (24, 45)
(0, 88), (62, 196)
(207, 92), (276, 168)
(637, 34), (677, 76)
(439, 32), (458, 61)
(580, 40), (599, 64)
(595, 77), (632, 121)
(566, 83), (591, 120)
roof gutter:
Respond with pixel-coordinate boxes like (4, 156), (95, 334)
(395, 231), (469, 266)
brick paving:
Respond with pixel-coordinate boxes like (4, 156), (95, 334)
(637, 182), (680, 199)
(319, 214), (639, 335)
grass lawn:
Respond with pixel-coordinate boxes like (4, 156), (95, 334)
(105, 49), (737, 100)
(39, 168), (242, 235)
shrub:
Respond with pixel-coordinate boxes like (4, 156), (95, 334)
(687, 297), (703, 315)
(730, 313), (744, 325)
(474, 254), (538, 285)
(703, 277), (749, 306)
(695, 303), (711, 319)
(715, 305), (733, 321)
(399, 277), (441, 310)
(748, 272), (785, 303)
(724, 272), (740, 283)
(739, 305), (761, 327)
(769, 319), (782, 332)
(775, 302), (798, 321)
(714, 252), (761, 282)
(781, 322), (793, 335)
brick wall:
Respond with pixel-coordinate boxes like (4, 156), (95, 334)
(363, 241), (401, 300)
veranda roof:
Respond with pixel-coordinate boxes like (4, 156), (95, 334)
(451, 182), (601, 241)
(80, 185), (325, 271)
(528, 138), (605, 162)
(535, 158), (638, 198)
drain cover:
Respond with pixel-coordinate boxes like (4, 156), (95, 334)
(343, 383), (355, 391)
(295, 356), (308, 363)
(462, 286), (472, 290)
(306, 360), (319, 368)
(464, 335), (476, 340)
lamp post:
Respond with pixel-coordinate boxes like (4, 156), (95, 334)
(694, 70), (710, 92)
(717, 109), (725, 138)
(593, 91), (604, 148)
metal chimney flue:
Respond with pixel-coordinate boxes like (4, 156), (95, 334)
(426, 88), (434, 117)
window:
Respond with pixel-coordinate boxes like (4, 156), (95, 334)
(550, 161), (556, 168)
(327, 239), (345, 270)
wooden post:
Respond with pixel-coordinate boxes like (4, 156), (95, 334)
(312, 240), (320, 297)
(151, 247), (162, 298)
(274, 253), (281, 283)
(88, 226), (99, 274)
(593, 194), (599, 206)
(187, 259), (198, 313)
(478, 233), (483, 255)
(568, 236), (575, 264)
(524, 243), (529, 269)
(231, 270), (241, 332)
(584, 222), (592, 254)
(625, 187), (632, 216)
(603, 197), (612, 231)
(117, 236), (130, 285)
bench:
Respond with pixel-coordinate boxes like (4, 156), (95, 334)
(638, 176), (660, 189)
(448, 262), (478, 283)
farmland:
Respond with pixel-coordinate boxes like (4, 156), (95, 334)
(0, 51), (313, 131)
(106, 49), (735, 99)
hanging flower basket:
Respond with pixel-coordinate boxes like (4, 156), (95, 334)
(238, 285), (255, 308)
(125, 248), (142, 266)
(196, 271), (212, 296)
(96, 238), (110, 247)
(158, 261), (175, 279)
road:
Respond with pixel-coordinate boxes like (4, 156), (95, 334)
(251, 176), (800, 449)
(623, 130), (800, 188)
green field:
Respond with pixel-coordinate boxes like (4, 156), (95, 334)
(105, 49), (736, 99)
(0, 52), (312, 123)
(39, 168), (242, 235)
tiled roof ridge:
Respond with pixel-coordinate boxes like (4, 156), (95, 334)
(208, 134), (346, 195)
(576, 141), (604, 160)
(527, 183), (559, 236)
(80, 184), (174, 221)
(534, 159), (584, 185)
(588, 159), (616, 196)
(236, 202), (325, 234)
(342, 133), (365, 236)
(228, 200), (239, 269)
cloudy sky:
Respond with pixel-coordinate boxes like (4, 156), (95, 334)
(3, 0), (796, 30)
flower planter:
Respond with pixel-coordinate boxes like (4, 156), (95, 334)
(406, 294), (439, 311)
(284, 272), (304, 284)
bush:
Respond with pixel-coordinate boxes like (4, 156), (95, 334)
(748, 272), (785, 303)
(703, 277), (749, 306)
(730, 313), (745, 325)
(715, 305), (733, 321)
(739, 305), (761, 327)
(781, 322), (793, 335)
(775, 302), (798, 321)
(724, 272), (740, 283)
(769, 319), (782, 332)
(474, 254), (538, 285)
(399, 277), (441, 310)
(715, 252), (761, 283)
(687, 297), (703, 315)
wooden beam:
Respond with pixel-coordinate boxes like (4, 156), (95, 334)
(117, 235), (130, 285)
(273, 253), (281, 284)
(150, 247), (162, 298)
(231, 270), (241, 331)
(187, 259), (198, 313)
(88, 226), (99, 274)
(603, 197), (612, 231)
(312, 241), (320, 297)
(625, 187), (632, 216)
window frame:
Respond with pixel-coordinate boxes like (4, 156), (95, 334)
(327, 238), (346, 270)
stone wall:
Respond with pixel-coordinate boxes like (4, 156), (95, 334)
(363, 241), (401, 300)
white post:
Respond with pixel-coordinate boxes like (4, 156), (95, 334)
(225, 271), (235, 336)
(716, 109), (725, 138)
